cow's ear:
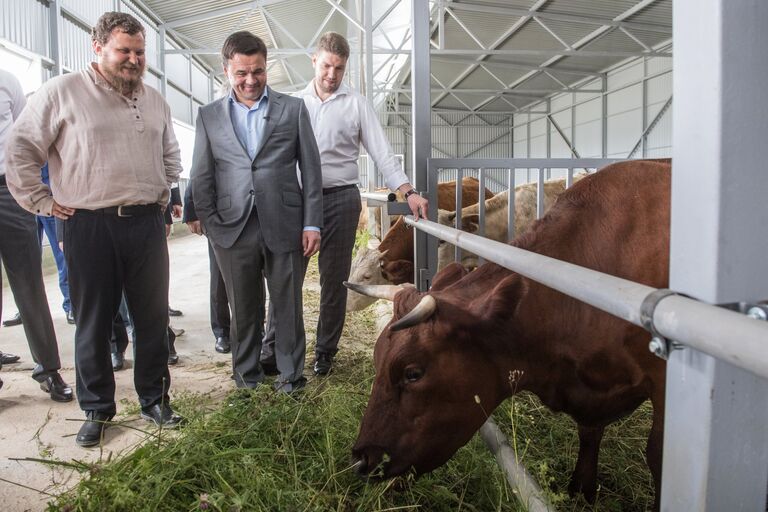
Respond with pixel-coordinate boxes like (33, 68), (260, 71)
(480, 274), (527, 320)
(431, 262), (468, 291)
(460, 214), (480, 233)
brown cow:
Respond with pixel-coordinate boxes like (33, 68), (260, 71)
(346, 177), (494, 310)
(436, 175), (586, 271)
(348, 160), (670, 509)
(377, 177), (495, 284)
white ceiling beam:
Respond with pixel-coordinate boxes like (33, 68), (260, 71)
(438, 0), (671, 34)
(321, 0), (364, 33)
(161, 0), (290, 29)
(430, 0), (548, 108)
(372, 0), (402, 32)
(445, 7), (487, 50)
(261, 7), (306, 53)
(533, 16), (571, 50)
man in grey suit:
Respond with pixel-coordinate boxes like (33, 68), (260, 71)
(191, 31), (322, 393)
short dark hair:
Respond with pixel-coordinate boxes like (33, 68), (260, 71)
(92, 11), (145, 45)
(221, 31), (268, 66)
(317, 32), (350, 60)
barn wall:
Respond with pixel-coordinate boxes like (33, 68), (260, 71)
(363, 51), (672, 191)
(0, 0), (212, 131)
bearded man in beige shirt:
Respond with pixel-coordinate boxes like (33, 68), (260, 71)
(6, 11), (184, 448)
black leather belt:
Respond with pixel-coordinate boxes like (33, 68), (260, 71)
(76, 204), (160, 217)
(322, 184), (358, 195)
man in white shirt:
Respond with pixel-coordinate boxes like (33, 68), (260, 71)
(0, 69), (71, 400)
(261, 32), (429, 376)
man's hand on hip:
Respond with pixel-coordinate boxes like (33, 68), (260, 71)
(303, 230), (321, 257)
(52, 200), (76, 220)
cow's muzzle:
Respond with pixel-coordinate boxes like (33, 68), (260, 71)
(351, 445), (390, 480)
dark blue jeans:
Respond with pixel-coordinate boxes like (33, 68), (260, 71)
(36, 215), (71, 313)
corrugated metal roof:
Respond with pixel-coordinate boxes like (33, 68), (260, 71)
(133, 0), (671, 113)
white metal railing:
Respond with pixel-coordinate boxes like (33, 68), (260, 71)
(423, 158), (621, 280)
(403, 216), (768, 380)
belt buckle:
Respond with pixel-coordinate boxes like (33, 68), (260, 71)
(117, 205), (133, 218)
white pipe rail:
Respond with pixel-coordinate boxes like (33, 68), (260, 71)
(404, 217), (768, 380)
(479, 419), (556, 512)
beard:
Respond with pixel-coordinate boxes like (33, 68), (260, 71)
(101, 61), (145, 93)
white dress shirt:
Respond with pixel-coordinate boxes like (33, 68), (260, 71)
(0, 70), (26, 177)
(297, 81), (409, 192)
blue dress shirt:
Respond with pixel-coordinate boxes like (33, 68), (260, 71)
(228, 88), (269, 161)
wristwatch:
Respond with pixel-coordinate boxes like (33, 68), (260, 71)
(404, 189), (420, 200)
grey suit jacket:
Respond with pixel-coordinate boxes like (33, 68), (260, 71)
(190, 87), (323, 252)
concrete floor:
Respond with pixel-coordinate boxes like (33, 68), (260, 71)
(0, 228), (220, 373)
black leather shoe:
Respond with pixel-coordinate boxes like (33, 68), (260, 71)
(32, 368), (73, 402)
(313, 353), (334, 376)
(140, 403), (184, 428)
(214, 336), (231, 354)
(112, 352), (124, 371)
(168, 351), (179, 365)
(168, 307), (183, 317)
(0, 351), (20, 365)
(260, 359), (278, 376)
(66, 310), (75, 324)
(76, 411), (114, 447)
(2, 313), (21, 327)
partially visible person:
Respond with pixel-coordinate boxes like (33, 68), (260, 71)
(0, 69), (72, 401)
(260, 32), (429, 377)
(5, 11), (184, 446)
(37, 162), (74, 324)
(164, 184), (185, 347)
(190, 31), (323, 393)
(182, 186), (232, 355)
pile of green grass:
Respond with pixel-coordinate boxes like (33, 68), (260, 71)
(49, 251), (654, 511)
(51, 351), (516, 511)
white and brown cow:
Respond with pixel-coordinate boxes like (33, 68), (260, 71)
(346, 160), (671, 510)
(346, 177), (493, 311)
(436, 175), (586, 271)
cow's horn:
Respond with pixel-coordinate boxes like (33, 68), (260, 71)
(390, 295), (437, 331)
(344, 281), (404, 301)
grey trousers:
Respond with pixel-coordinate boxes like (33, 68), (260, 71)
(262, 186), (361, 361)
(0, 183), (61, 372)
(213, 210), (306, 386)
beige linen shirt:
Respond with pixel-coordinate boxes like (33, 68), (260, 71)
(5, 63), (181, 216)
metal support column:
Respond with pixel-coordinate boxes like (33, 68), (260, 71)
(159, 26), (167, 97)
(601, 75), (608, 158)
(364, 0), (376, 193)
(663, 1), (768, 510)
(411, 0), (435, 291)
(49, 0), (62, 76)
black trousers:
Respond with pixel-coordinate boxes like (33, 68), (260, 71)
(0, 183), (61, 372)
(208, 241), (230, 339)
(261, 186), (361, 360)
(63, 208), (170, 414)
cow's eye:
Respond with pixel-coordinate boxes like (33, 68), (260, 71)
(363, 273), (371, 279)
(404, 366), (424, 383)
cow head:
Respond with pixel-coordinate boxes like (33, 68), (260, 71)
(346, 247), (390, 311)
(349, 264), (526, 479)
(436, 209), (481, 272)
(380, 258), (414, 285)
